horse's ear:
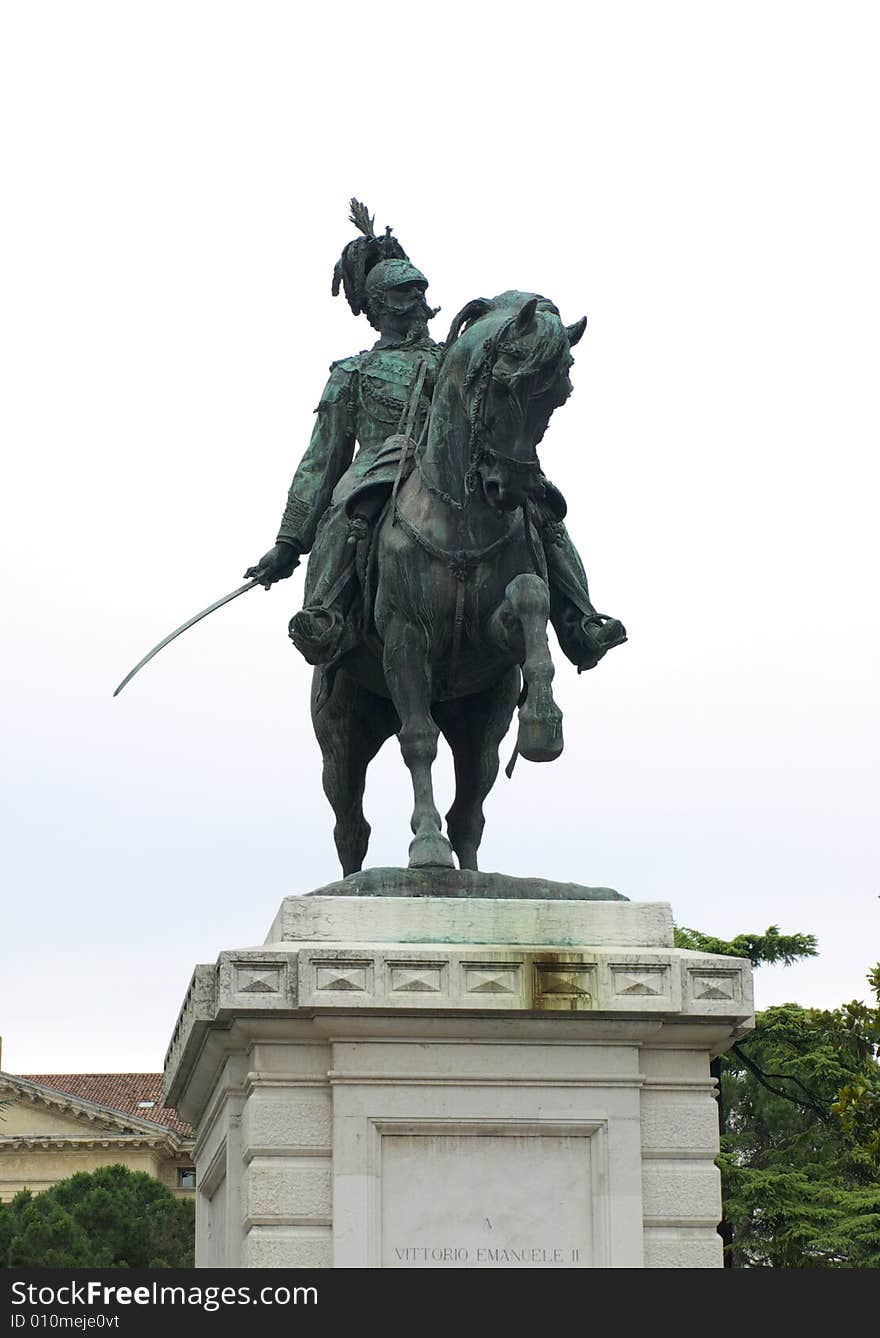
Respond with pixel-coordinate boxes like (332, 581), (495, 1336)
(566, 316), (587, 347)
(445, 298), (493, 349)
(515, 297), (539, 335)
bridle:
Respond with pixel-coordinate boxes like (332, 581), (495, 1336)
(461, 317), (549, 494)
(478, 443), (543, 477)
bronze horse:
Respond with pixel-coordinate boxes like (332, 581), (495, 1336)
(312, 291), (588, 873)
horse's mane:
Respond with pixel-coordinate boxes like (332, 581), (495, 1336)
(442, 291), (571, 396)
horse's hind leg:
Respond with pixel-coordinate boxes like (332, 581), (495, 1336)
(311, 668), (397, 876)
(383, 617), (455, 869)
(489, 574), (564, 763)
(435, 667), (520, 870)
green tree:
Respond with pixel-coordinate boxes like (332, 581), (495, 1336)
(674, 923), (819, 967)
(0, 1164), (194, 1268)
(825, 964), (880, 1165)
(675, 924), (880, 1267)
(720, 988), (880, 1267)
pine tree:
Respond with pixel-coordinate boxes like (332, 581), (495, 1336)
(0, 1164), (194, 1268)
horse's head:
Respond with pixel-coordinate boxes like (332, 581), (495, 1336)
(443, 291), (586, 512)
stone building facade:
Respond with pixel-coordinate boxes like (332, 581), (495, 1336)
(0, 1070), (195, 1202)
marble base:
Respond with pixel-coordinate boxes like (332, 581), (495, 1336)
(165, 888), (754, 1269)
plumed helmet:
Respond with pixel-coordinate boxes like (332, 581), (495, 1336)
(332, 199), (423, 318)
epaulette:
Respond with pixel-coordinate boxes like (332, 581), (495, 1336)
(329, 352), (367, 374)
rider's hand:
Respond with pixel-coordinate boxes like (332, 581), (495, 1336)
(244, 542), (300, 589)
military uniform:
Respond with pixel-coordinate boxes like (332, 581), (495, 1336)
(277, 337), (443, 662)
(277, 338), (442, 551)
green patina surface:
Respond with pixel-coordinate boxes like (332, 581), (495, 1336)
(241, 201), (628, 882)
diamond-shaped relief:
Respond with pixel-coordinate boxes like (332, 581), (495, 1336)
(464, 967), (520, 996)
(536, 966), (593, 996)
(236, 966), (283, 995)
(315, 963), (369, 992)
(691, 971), (740, 1001)
(389, 965), (443, 993)
(612, 968), (668, 998)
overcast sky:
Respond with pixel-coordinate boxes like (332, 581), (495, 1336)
(2, 2), (878, 1073)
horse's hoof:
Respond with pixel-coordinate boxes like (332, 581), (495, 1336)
(518, 711), (564, 763)
(408, 832), (456, 869)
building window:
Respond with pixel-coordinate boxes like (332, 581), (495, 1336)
(178, 1168), (196, 1190)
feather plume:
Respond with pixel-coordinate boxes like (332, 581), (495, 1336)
(349, 199), (375, 238)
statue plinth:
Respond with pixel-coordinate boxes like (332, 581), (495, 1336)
(165, 873), (753, 1269)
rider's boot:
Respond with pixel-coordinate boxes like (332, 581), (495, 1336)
(288, 509), (363, 665)
(289, 605), (347, 666)
(288, 497), (382, 667)
(543, 523), (628, 672)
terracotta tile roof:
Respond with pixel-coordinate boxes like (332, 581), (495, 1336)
(21, 1074), (193, 1138)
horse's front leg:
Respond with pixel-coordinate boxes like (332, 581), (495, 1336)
(383, 617), (455, 869)
(489, 574), (564, 763)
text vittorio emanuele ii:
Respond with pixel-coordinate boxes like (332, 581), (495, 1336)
(393, 1245), (581, 1264)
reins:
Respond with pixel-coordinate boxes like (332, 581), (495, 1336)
(390, 357), (429, 523)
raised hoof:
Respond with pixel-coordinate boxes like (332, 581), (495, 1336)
(408, 832), (456, 869)
(517, 711), (564, 763)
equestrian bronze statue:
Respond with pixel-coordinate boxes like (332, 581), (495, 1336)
(115, 201), (625, 872)
(245, 202), (626, 873)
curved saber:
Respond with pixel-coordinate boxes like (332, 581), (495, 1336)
(113, 579), (261, 697)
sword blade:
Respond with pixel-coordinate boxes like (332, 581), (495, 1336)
(113, 578), (261, 697)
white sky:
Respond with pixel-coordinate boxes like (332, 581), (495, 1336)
(1, 2), (878, 1073)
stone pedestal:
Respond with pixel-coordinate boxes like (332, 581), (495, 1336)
(164, 885), (753, 1269)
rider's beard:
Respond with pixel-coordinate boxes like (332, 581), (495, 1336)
(377, 295), (433, 342)
(400, 296), (434, 342)
(402, 312), (429, 341)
